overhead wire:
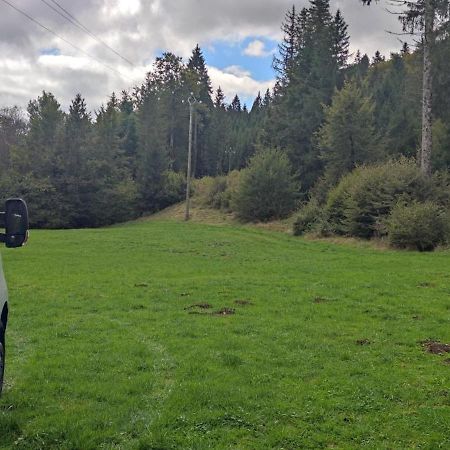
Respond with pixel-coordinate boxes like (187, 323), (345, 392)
(0, 0), (133, 81)
(40, 0), (135, 67)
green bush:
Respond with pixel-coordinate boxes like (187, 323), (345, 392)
(388, 201), (449, 251)
(293, 200), (322, 236)
(233, 149), (298, 222)
(325, 158), (434, 238)
(160, 171), (186, 207)
(221, 170), (242, 212)
(193, 174), (237, 210)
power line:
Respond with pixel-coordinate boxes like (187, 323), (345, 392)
(40, 0), (135, 67)
(0, 0), (132, 81)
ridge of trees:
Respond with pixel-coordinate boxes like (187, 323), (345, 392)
(0, 0), (449, 228)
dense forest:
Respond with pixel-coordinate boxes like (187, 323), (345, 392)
(0, 0), (449, 235)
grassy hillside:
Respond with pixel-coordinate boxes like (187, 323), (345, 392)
(0, 218), (449, 449)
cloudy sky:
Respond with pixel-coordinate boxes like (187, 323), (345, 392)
(0, 0), (404, 112)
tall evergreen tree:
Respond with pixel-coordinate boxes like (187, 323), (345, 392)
(273, 6), (300, 86)
(265, 0), (350, 191)
(56, 93), (92, 226)
(187, 45), (214, 176)
(319, 81), (379, 183)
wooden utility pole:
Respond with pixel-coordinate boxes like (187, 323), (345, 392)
(185, 96), (196, 221)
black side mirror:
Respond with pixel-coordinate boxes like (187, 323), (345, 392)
(3, 199), (29, 248)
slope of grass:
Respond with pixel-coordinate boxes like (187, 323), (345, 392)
(0, 219), (449, 449)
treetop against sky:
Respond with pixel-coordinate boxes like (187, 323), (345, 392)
(0, 0), (403, 111)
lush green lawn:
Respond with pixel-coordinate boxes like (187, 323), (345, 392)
(0, 219), (449, 449)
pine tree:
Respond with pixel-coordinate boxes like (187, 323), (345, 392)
(229, 95), (242, 112)
(214, 87), (226, 109)
(265, 0), (350, 191)
(273, 6), (300, 85)
(25, 91), (65, 177)
(262, 89), (272, 108)
(401, 42), (410, 55)
(372, 51), (385, 64)
(56, 94), (92, 226)
(333, 10), (350, 75)
(251, 92), (263, 114)
(187, 45), (213, 106)
(319, 81), (379, 183)
(187, 45), (214, 176)
(118, 90), (138, 174)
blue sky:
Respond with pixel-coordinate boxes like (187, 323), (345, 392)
(0, 0), (404, 111)
(203, 36), (277, 82)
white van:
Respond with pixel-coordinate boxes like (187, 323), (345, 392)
(0, 199), (29, 395)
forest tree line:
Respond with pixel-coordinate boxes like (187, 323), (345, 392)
(0, 0), (449, 229)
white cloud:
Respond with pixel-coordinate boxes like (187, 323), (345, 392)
(0, 0), (405, 111)
(243, 39), (273, 57)
(223, 65), (252, 78)
(208, 66), (274, 103)
(105, 0), (141, 17)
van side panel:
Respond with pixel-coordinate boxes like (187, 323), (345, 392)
(0, 255), (7, 331)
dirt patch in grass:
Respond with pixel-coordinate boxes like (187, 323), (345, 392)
(421, 340), (450, 355)
(134, 282), (149, 288)
(185, 303), (212, 310)
(185, 304), (235, 316)
(356, 339), (371, 346)
(417, 281), (437, 288)
(215, 308), (235, 316)
(314, 296), (329, 304)
(234, 300), (253, 306)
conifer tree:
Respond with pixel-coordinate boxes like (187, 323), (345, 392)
(251, 92), (263, 114)
(319, 81), (379, 183)
(273, 6), (300, 86)
(187, 45), (214, 176)
(362, 0), (450, 175)
(229, 95), (242, 112)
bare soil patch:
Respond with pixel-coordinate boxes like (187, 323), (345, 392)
(185, 303), (212, 310)
(234, 300), (253, 306)
(215, 308), (235, 316)
(421, 340), (450, 355)
(356, 339), (371, 346)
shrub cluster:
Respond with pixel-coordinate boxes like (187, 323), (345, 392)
(325, 158), (434, 238)
(232, 149), (298, 222)
(293, 158), (450, 251)
(194, 149), (298, 222)
(387, 202), (449, 251)
(293, 200), (323, 236)
(194, 171), (241, 211)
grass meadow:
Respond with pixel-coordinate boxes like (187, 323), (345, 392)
(0, 218), (449, 449)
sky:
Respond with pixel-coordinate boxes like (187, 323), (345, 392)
(0, 0), (406, 112)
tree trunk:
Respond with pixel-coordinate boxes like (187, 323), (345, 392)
(421, 0), (434, 176)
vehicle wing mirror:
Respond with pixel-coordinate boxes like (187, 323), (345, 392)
(4, 199), (29, 248)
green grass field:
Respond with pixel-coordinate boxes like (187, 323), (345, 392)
(0, 219), (449, 449)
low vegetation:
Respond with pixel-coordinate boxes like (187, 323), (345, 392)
(293, 159), (450, 251)
(1, 219), (449, 449)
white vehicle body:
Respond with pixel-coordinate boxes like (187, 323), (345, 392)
(0, 256), (7, 333)
(0, 198), (28, 395)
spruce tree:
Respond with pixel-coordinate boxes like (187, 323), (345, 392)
(319, 81), (379, 183)
(273, 6), (300, 86)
